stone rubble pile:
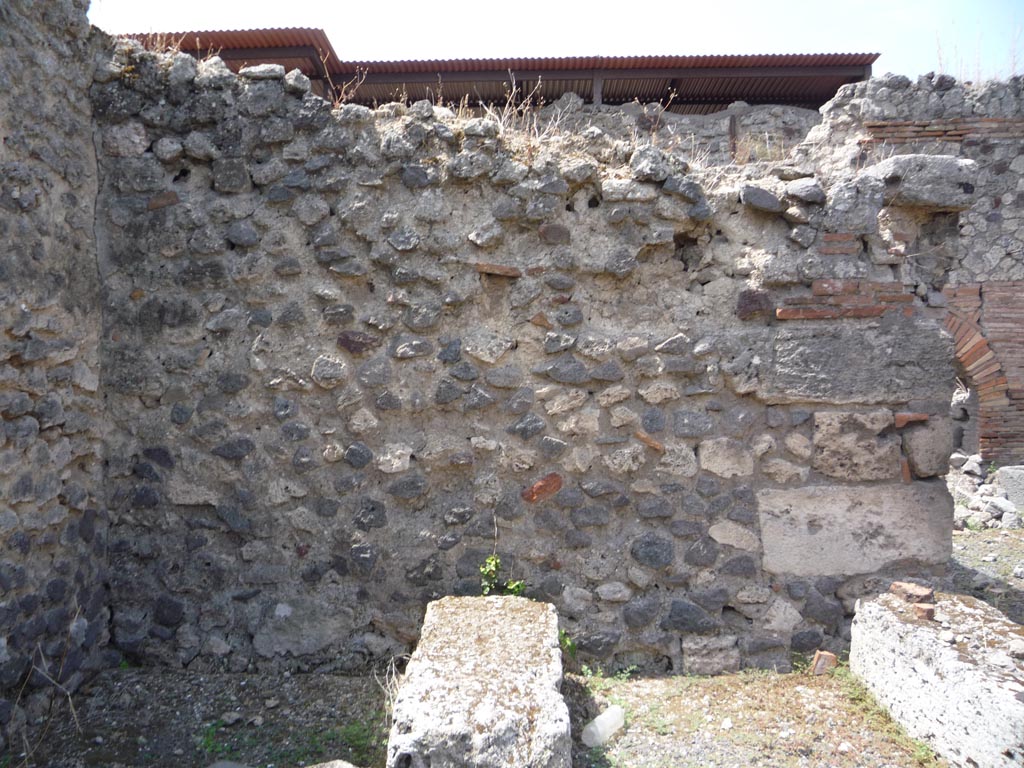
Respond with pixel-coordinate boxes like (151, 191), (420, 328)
(948, 453), (1024, 530)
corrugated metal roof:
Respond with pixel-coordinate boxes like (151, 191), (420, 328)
(130, 28), (878, 113)
(330, 51), (878, 111)
(330, 52), (879, 74)
(129, 28), (341, 80)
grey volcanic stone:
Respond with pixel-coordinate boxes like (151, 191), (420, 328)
(389, 336), (434, 359)
(541, 355), (590, 384)
(673, 410), (714, 437)
(212, 438), (256, 460)
(629, 534), (674, 569)
(684, 536), (720, 567)
(740, 185), (784, 213)
(660, 599), (718, 633)
(784, 178), (826, 204)
(622, 595), (662, 629)
(344, 442), (373, 468)
(507, 413), (546, 440)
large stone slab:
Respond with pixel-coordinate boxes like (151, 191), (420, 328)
(722, 326), (954, 405)
(860, 154), (978, 211)
(851, 592), (1024, 768)
(386, 596), (570, 768)
(757, 483), (951, 577)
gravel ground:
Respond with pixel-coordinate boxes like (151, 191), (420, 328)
(8, 528), (1022, 768)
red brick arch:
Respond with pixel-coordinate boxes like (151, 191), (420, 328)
(944, 283), (1024, 463)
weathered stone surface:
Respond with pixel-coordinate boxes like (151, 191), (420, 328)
(902, 418), (953, 478)
(708, 521), (759, 552)
(386, 597), (570, 768)
(682, 635), (740, 675)
(812, 410), (900, 481)
(740, 185), (784, 213)
(851, 593), (1024, 768)
(698, 438), (754, 478)
(994, 467), (1024, 510)
(724, 327), (955, 405)
(758, 483), (952, 576)
(860, 154), (977, 211)
(254, 597), (354, 657)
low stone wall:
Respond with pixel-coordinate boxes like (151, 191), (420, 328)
(851, 590), (1024, 767)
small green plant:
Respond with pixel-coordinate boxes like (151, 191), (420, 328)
(558, 629), (577, 660)
(479, 554), (525, 596)
(614, 665), (638, 682)
(198, 721), (234, 758)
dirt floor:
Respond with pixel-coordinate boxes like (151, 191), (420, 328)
(7, 527), (1023, 768)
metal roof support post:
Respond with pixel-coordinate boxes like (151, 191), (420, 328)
(592, 76), (604, 107)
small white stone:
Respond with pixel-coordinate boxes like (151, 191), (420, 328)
(638, 382), (680, 404)
(751, 433), (776, 457)
(348, 407), (379, 435)
(322, 443), (344, 463)
(609, 405), (639, 427)
(545, 389), (589, 415)
(603, 444), (646, 474)
(377, 444), (412, 473)
(597, 385), (632, 407)
(709, 521), (759, 551)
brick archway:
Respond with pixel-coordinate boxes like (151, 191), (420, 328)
(944, 283), (1024, 463)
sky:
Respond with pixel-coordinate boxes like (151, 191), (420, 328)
(87, 0), (1022, 81)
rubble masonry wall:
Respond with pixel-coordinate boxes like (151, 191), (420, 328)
(3, 0), (1024, 732)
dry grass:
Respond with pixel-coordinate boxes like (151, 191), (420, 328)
(575, 664), (944, 768)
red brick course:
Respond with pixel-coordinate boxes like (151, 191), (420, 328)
(775, 280), (917, 322)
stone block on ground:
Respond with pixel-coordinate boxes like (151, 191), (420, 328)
(994, 466), (1024, 510)
(386, 596), (570, 768)
(851, 592), (1024, 768)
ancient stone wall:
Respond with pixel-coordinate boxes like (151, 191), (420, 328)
(793, 74), (1024, 462)
(0, 0), (110, 742)
(6, 0), (1024, 725)
(86, 39), (964, 678)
